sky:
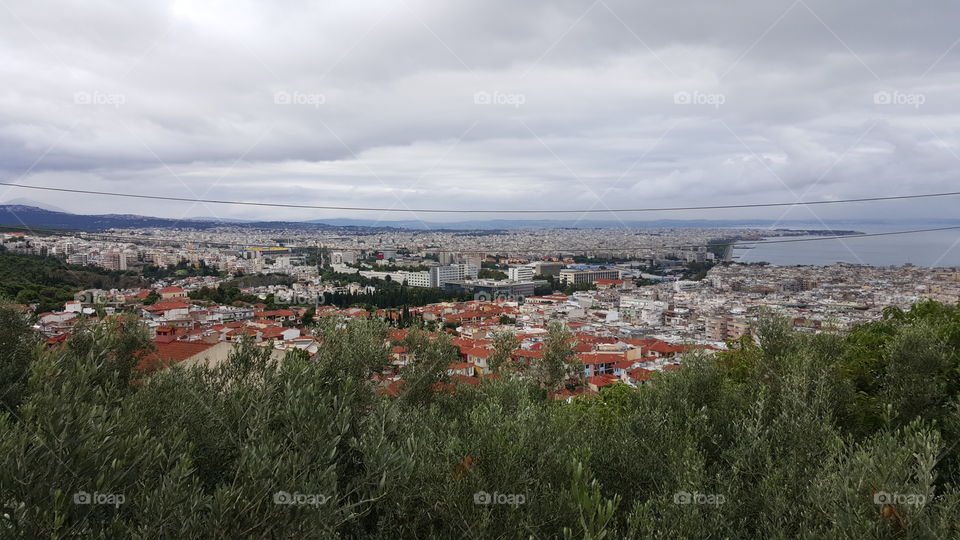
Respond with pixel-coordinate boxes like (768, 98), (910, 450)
(1, 0), (959, 227)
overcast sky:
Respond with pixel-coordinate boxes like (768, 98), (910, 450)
(1, 0), (959, 226)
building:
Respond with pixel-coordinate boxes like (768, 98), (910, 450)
(619, 297), (668, 325)
(102, 251), (127, 271)
(532, 261), (565, 277)
(558, 269), (621, 286)
(68, 253), (89, 265)
(704, 316), (751, 341)
(158, 286), (187, 300)
(430, 264), (478, 288)
(332, 251), (358, 264)
(508, 265), (535, 282)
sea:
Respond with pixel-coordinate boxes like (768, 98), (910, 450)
(731, 225), (960, 267)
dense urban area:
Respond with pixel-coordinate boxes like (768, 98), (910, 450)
(2, 225), (958, 391)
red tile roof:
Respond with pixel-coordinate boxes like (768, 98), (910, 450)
(138, 341), (216, 372)
(144, 301), (191, 312)
(158, 286), (184, 293)
(587, 374), (620, 387)
(578, 352), (622, 365)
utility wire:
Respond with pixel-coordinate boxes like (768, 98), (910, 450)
(1, 181), (959, 214)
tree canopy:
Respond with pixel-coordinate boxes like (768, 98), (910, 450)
(2, 300), (960, 537)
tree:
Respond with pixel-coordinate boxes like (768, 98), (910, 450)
(478, 268), (507, 280)
(2, 301), (960, 537)
(301, 307), (316, 327)
(534, 321), (580, 391)
(488, 330), (519, 374)
(398, 329), (456, 404)
(0, 302), (36, 414)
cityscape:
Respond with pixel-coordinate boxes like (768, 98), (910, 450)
(2, 0), (960, 537)
(6, 224), (959, 363)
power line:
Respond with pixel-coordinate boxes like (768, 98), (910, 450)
(4, 223), (958, 253)
(1, 181), (959, 214)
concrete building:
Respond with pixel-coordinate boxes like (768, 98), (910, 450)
(559, 269), (621, 286)
(508, 265), (535, 282)
(704, 316), (751, 341)
(430, 264), (479, 287)
(532, 261), (565, 277)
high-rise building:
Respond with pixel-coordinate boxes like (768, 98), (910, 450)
(103, 251), (127, 271)
(508, 265), (535, 282)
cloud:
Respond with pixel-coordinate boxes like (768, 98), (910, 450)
(1, 0), (959, 223)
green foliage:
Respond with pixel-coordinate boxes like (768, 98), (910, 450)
(2, 301), (960, 537)
(0, 302), (36, 415)
(398, 329), (457, 404)
(477, 268), (507, 280)
(487, 330), (518, 374)
(0, 252), (146, 312)
(533, 321), (580, 391)
(141, 260), (224, 279)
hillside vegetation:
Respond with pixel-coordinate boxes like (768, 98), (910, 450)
(1, 301), (959, 538)
(0, 251), (146, 312)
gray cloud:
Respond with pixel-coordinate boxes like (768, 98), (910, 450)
(1, 0), (959, 223)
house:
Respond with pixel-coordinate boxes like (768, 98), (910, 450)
(138, 340), (221, 373)
(158, 286), (187, 300)
(459, 346), (491, 374)
(586, 374), (620, 392)
(448, 362), (477, 377)
(624, 367), (654, 386)
(260, 326), (301, 342)
(253, 309), (297, 323)
(143, 301), (191, 320)
(578, 352), (623, 378)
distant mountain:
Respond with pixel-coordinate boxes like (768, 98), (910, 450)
(2, 204), (957, 232)
(308, 217), (960, 231)
(0, 205), (387, 232)
(2, 198), (68, 213)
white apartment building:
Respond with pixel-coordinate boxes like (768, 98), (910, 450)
(430, 263), (478, 287)
(508, 265), (535, 282)
(558, 269), (621, 286)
